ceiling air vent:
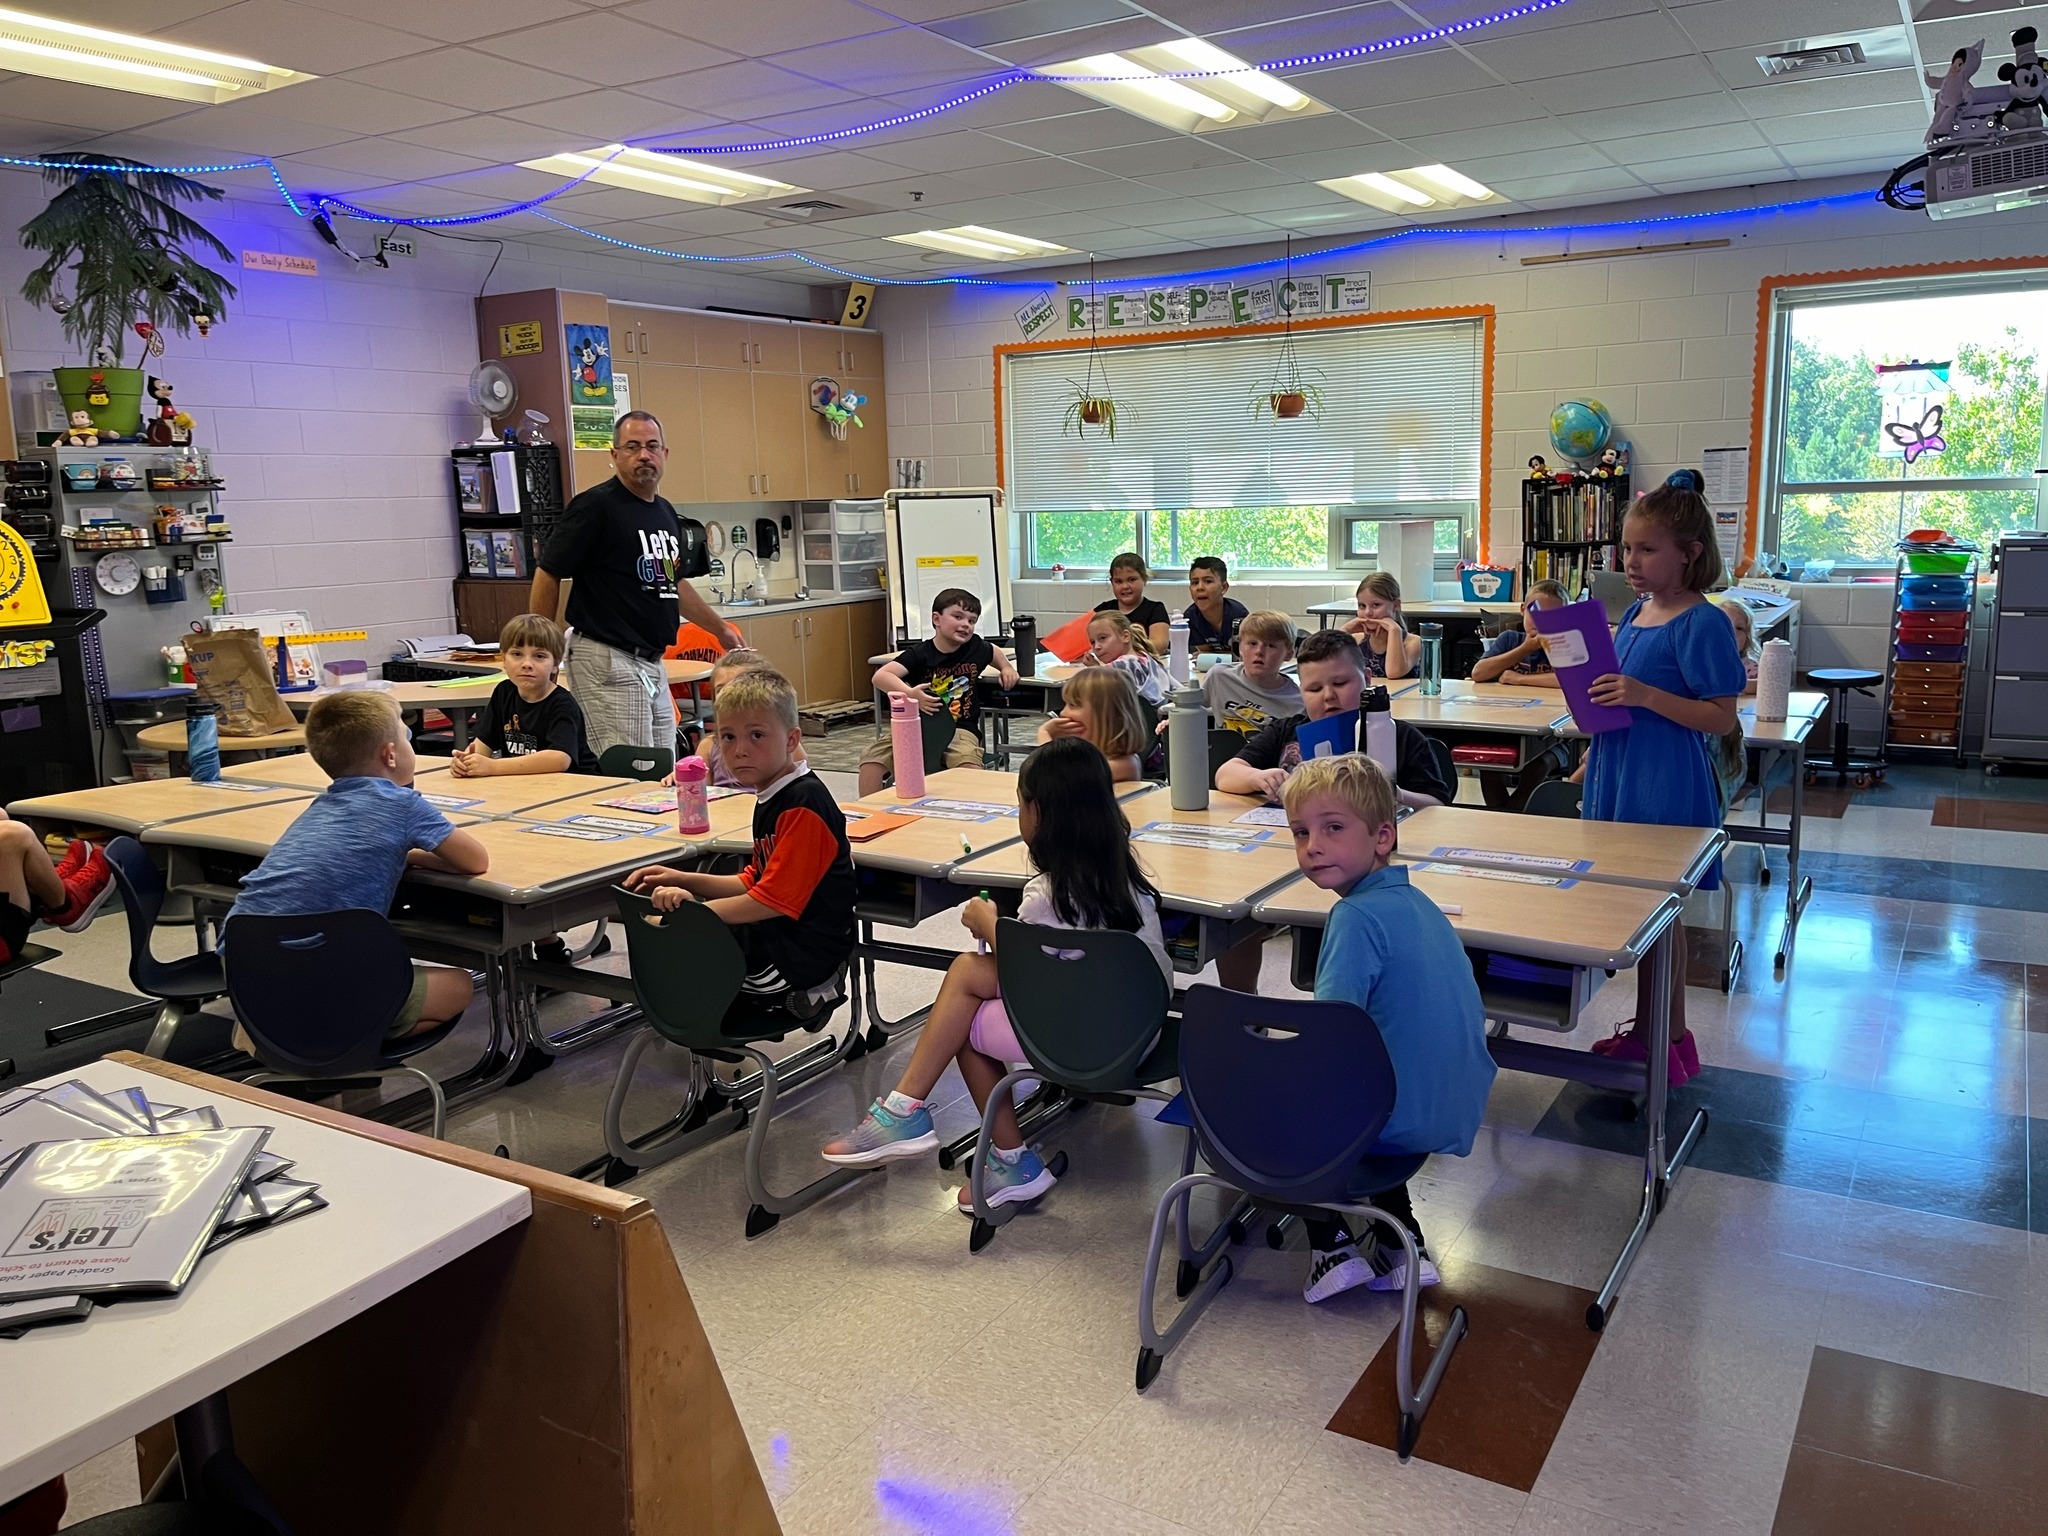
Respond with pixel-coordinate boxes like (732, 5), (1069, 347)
(1747, 27), (1910, 82)
(752, 194), (885, 225)
(1758, 40), (1866, 75)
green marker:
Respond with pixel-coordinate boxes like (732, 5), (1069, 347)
(976, 888), (991, 953)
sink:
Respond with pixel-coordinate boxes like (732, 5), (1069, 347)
(721, 594), (805, 609)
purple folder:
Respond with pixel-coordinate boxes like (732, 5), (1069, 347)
(1529, 598), (1633, 734)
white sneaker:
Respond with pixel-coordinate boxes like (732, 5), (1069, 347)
(1366, 1249), (1441, 1292)
(1303, 1241), (1373, 1303)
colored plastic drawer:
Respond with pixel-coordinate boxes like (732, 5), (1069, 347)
(1895, 642), (1967, 662)
(1892, 660), (1965, 680)
(1899, 588), (1973, 612)
(1900, 573), (1970, 597)
(1897, 612), (1968, 642)
(1889, 726), (1957, 747)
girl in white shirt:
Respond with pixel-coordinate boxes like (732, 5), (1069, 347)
(1085, 610), (1175, 707)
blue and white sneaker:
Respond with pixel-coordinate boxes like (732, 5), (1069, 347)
(955, 1147), (1056, 1213)
(820, 1099), (937, 1166)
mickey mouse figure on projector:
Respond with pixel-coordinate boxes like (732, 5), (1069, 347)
(1922, 28), (2045, 147)
(18, 154), (234, 442)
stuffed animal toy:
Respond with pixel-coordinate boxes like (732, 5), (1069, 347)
(1996, 26), (2045, 132)
(1527, 454), (1549, 481)
(59, 409), (98, 448)
(1593, 446), (1621, 478)
(1926, 40), (1985, 144)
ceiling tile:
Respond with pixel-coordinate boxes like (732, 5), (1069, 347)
(108, 108), (364, 157)
(621, 0), (894, 53)
(156, 1), (434, 71)
(1557, 92), (1747, 139)
(284, 137), (497, 182)
(1142, 214), (1289, 239)
(631, 60), (861, 116)
(0, 78), (196, 133)
(1399, 0), (1662, 38)
(985, 108), (1177, 153)
(1070, 135), (1248, 175)
(1208, 113), (1392, 158)
(1261, 143), (1419, 179)
(1517, 54), (1726, 113)
(1390, 116), (1585, 163)
(1731, 67), (1923, 117)
(1915, 17), (2032, 69)
(1775, 131), (1926, 165)
(1300, 48), (1502, 110)
(877, 78), (1085, 130)
(388, 115), (581, 160)
(1466, 10), (1700, 82)
(501, 92), (726, 139)
(1758, 99), (1928, 143)
(989, 18), (1186, 67)
(952, 154), (1123, 191)
(246, 77), (469, 134)
(1213, 3), (1453, 66)
(1140, 0), (1382, 35)
(1628, 146), (1786, 181)
(1048, 176), (1191, 208)
(1355, 84), (1551, 140)
(473, 15), (738, 86)
(1481, 166), (1647, 199)
(857, 130), (1046, 171)
(1135, 161), (1287, 196)
(68, 0), (236, 31)
(297, 0), (583, 43)
(921, 0), (1137, 46)
(1455, 141), (1618, 180)
(1597, 120), (1771, 163)
(1668, 0), (1904, 53)
(1206, 179), (1363, 213)
(343, 49), (591, 112)
(765, 28), (997, 92)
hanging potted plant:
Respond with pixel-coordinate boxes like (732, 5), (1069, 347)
(1061, 258), (1124, 441)
(20, 155), (237, 438)
(1251, 238), (1326, 423)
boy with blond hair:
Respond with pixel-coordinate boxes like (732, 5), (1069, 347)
(1282, 755), (1493, 1303)
(625, 670), (854, 1017)
(227, 691), (490, 1035)
(1201, 609), (1302, 736)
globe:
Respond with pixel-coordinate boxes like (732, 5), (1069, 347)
(1548, 398), (1614, 463)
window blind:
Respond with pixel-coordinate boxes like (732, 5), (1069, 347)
(1004, 317), (1485, 513)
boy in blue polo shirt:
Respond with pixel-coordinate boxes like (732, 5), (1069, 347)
(1281, 754), (1494, 1304)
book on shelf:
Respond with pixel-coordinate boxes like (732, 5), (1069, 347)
(488, 528), (525, 579)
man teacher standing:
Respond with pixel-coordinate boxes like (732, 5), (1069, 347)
(530, 411), (743, 754)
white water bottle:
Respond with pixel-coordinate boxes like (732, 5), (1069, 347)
(1756, 637), (1793, 723)
(1169, 687), (1209, 811)
(1167, 616), (1190, 683)
(1363, 685), (1396, 775)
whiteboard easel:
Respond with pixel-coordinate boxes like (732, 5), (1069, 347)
(884, 489), (1008, 643)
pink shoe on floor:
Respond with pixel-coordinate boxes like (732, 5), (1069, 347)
(1589, 1019), (1636, 1056)
(1588, 1026), (1691, 1089)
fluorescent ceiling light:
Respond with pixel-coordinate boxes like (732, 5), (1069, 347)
(1044, 39), (1329, 133)
(1319, 163), (1498, 214)
(887, 226), (1072, 261)
(1154, 38), (1307, 110)
(516, 145), (800, 207)
(0, 5), (309, 103)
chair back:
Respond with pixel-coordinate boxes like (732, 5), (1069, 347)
(1523, 778), (1583, 819)
(223, 910), (417, 1076)
(611, 887), (748, 1048)
(104, 836), (169, 993)
(993, 918), (1171, 1093)
(919, 706), (960, 772)
(598, 744), (675, 781)
(1425, 734), (1456, 796)
(1207, 729), (1244, 778)
(1178, 984), (1399, 1207)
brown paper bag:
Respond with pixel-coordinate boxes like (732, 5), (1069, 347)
(186, 627), (295, 735)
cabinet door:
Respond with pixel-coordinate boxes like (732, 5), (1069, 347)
(748, 321), (801, 375)
(801, 604), (853, 704)
(643, 309), (697, 366)
(698, 374), (760, 502)
(744, 612), (808, 698)
(803, 410), (850, 501)
(846, 598), (889, 675)
(798, 326), (849, 377)
(688, 313), (754, 373)
(841, 330), (884, 378)
(607, 304), (650, 360)
(752, 371), (809, 501)
(634, 363), (706, 505)
(846, 399), (888, 498)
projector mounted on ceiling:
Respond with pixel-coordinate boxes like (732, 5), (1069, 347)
(1923, 131), (2048, 216)
(1883, 23), (2048, 216)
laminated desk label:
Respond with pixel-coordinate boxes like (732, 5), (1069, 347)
(899, 798), (1015, 823)
(1438, 696), (1550, 709)
(1134, 822), (1275, 852)
(1410, 860), (1577, 890)
(1431, 847), (1592, 874)
(558, 814), (666, 836)
(201, 780), (282, 794)
(520, 823), (626, 842)
(419, 792), (485, 810)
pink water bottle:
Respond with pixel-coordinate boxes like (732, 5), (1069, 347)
(891, 693), (926, 799)
(674, 755), (711, 836)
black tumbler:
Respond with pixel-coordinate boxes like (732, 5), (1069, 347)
(1011, 615), (1037, 678)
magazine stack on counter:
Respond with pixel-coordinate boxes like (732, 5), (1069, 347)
(0, 1080), (326, 1338)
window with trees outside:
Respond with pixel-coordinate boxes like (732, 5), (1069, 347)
(1767, 275), (2048, 567)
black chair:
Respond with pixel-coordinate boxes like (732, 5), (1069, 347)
(223, 911), (456, 1137)
(1804, 667), (1887, 786)
(1424, 734), (1457, 798)
(1523, 779), (1583, 819)
(604, 888), (863, 1234)
(963, 919), (1250, 1268)
(597, 744), (674, 781)
(1206, 728), (1244, 779)
(104, 837), (228, 1059)
(1137, 985), (1467, 1460)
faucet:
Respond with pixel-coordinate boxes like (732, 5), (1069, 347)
(727, 547), (762, 605)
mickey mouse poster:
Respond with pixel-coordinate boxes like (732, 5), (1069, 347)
(564, 324), (614, 406)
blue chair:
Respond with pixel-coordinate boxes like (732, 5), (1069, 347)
(606, 887), (863, 1236)
(104, 837), (228, 1059)
(223, 911), (454, 1137)
(962, 919), (1250, 1271)
(1137, 984), (1468, 1461)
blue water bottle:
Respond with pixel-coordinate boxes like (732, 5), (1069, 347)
(186, 698), (221, 783)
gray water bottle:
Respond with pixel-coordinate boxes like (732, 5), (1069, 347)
(1168, 686), (1209, 811)
(1418, 622), (1443, 697)
(185, 697), (221, 783)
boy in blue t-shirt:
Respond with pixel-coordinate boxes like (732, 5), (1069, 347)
(1280, 755), (1494, 1305)
(1184, 556), (1248, 654)
(228, 691), (490, 1037)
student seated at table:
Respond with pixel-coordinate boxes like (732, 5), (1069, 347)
(1037, 667), (1156, 782)
(859, 587), (1019, 798)
(1211, 629), (1453, 991)
(1716, 597), (1762, 696)
(660, 647), (806, 789)
(1282, 755), (1493, 1301)
(226, 691), (489, 1039)
(0, 813), (113, 967)
(1185, 556), (1247, 654)
(1095, 550), (1172, 650)
(450, 612), (598, 777)
(1340, 571), (1421, 679)
(818, 736), (1169, 1209)
(624, 670), (854, 1020)
(1083, 609), (1173, 707)
(1469, 580), (1568, 688)
(1203, 609), (1302, 736)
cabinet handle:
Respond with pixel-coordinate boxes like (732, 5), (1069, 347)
(748, 474), (757, 494)
(805, 616), (814, 636)
(792, 618), (802, 639)
(740, 342), (749, 365)
(753, 342), (762, 364)
(762, 473), (770, 495)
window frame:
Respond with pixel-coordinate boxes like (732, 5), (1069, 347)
(1760, 266), (2048, 570)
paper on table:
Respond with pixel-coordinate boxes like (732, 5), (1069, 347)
(1232, 806), (1290, 827)
(898, 798), (1013, 822)
(1133, 828), (1271, 852)
(1136, 820), (1271, 844)
(1528, 598), (1632, 734)
(418, 792), (484, 810)
(1430, 846), (1592, 873)
(1410, 860), (1574, 889)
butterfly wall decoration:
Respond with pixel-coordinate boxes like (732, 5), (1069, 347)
(1884, 403), (1947, 465)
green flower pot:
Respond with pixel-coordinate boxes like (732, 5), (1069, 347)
(54, 365), (146, 437)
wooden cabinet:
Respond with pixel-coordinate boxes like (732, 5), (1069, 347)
(453, 577), (533, 644)
(730, 599), (885, 706)
(798, 327), (882, 378)
(687, 313), (754, 373)
(735, 611), (806, 694)
(800, 605), (852, 703)
(624, 362), (705, 504)
(748, 322), (801, 375)
(847, 598), (888, 672)
(751, 372), (808, 501)
(803, 411), (849, 501)
(697, 378), (757, 503)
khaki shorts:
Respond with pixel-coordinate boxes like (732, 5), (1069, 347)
(390, 964), (432, 1036)
(859, 727), (983, 774)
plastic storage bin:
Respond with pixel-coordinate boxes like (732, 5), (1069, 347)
(1902, 549), (1973, 575)
(1892, 660), (1965, 681)
(1895, 642), (1968, 662)
(1897, 611), (1969, 643)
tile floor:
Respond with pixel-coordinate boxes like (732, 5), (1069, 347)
(30, 761), (2048, 1534)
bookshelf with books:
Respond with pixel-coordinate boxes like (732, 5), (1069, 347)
(1520, 473), (1627, 598)
(450, 443), (562, 638)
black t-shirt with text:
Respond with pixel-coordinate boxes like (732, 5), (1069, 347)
(1233, 713), (1455, 805)
(480, 680), (598, 772)
(1094, 596), (1172, 635)
(895, 635), (994, 735)
(540, 476), (684, 657)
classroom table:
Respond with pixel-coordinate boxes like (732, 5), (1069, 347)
(408, 771), (634, 819)
(509, 781), (758, 850)
(1392, 678), (1567, 780)
(219, 755), (454, 789)
(1398, 804), (1723, 894)
(282, 677), (500, 747)
(0, 1057), (530, 1512)
(422, 654), (712, 688)
(7, 778), (312, 838)
(1253, 867), (1693, 1332)
(134, 721), (307, 772)
(1726, 693), (1824, 974)
(0, 1055), (781, 1534)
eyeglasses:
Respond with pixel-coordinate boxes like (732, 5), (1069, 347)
(615, 438), (664, 454)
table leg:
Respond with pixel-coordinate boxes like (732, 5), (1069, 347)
(1776, 738), (1812, 970)
(173, 1391), (298, 1533)
(450, 706), (473, 751)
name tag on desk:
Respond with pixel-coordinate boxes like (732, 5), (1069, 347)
(1410, 860), (1577, 890)
(521, 823), (626, 842)
(558, 814), (667, 836)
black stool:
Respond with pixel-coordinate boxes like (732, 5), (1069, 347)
(1805, 668), (1887, 786)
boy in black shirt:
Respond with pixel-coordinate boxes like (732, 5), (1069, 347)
(1184, 556), (1248, 654)
(452, 613), (599, 777)
(1212, 628), (1454, 991)
(858, 588), (1019, 796)
(1094, 550), (1171, 650)
(625, 670), (854, 1017)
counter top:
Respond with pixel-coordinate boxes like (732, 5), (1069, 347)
(703, 589), (885, 620)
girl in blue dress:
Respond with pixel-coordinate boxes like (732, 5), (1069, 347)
(1583, 479), (1748, 1087)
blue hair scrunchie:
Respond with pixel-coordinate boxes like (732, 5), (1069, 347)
(1664, 469), (1706, 493)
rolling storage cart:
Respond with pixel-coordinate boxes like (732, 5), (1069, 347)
(1880, 539), (1979, 767)
(1981, 533), (2048, 772)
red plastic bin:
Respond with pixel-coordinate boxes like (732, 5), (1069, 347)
(1897, 612), (1968, 643)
